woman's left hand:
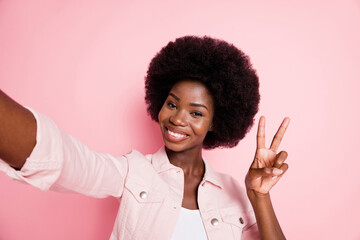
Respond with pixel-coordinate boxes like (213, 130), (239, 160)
(245, 116), (290, 196)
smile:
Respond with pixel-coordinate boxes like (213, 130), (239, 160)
(168, 129), (187, 138)
(165, 127), (189, 142)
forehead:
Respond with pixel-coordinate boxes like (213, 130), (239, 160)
(169, 80), (213, 105)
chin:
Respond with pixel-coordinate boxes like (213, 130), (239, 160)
(163, 139), (203, 154)
(163, 140), (187, 152)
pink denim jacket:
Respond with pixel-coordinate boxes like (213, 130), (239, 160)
(0, 107), (260, 240)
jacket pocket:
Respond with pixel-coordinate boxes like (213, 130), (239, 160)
(116, 178), (168, 239)
(220, 206), (248, 239)
(125, 178), (166, 203)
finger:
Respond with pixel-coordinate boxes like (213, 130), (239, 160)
(256, 116), (266, 149)
(249, 167), (284, 179)
(273, 151), (288, 168)
(271, 163), (289, 181)
(270, 117), (290, 152)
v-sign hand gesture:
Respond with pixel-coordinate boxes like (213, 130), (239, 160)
(245, 116), (290, 195)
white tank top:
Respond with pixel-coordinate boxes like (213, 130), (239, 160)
(171, 207), (208, 240)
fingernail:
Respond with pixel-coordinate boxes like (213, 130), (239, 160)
(272, 176), (278, 180)
(273, 168), (283, 175)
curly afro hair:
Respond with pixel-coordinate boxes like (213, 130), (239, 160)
(145, 36), (260, 149)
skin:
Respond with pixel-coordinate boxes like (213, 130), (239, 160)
(158, 79), (289, 239)
(158, 79), (214, 209)
(245, 116), (290, 239)
(0, 79), (289, 238)
(0, 90), (36, 170)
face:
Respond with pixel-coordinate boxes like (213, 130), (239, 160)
(158, 79), (214, 152)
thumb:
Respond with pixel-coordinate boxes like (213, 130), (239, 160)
(248, 167), (283, 179)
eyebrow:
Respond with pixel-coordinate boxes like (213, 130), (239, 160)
(169, 93), (208, 110)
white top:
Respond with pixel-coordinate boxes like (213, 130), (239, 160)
(171, 207), (208, 240)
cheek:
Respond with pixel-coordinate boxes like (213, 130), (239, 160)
(192, 120), (212, 134)
(158, 105), (166, 122)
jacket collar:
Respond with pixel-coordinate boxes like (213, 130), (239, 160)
(151, 146), (224, 189)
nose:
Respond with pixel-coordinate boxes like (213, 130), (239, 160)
(169, 110), (187, 126)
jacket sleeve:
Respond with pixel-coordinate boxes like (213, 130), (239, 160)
(242, 222), (261, 239)
(240, 196), (261, 240)
(0, 106), (128, 198)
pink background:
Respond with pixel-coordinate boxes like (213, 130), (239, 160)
(1, 0), (359, 239)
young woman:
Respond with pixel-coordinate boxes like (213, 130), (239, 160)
(0, 36), (290, 239)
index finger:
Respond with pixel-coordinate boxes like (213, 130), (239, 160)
(270, 117), (290, 152)
(256, 116), (266, 149)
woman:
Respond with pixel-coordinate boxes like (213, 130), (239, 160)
(0, 36), (290, 239)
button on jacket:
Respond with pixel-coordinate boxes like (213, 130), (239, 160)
(0, 107), (260, 240)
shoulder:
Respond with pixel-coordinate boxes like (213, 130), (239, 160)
(216, 171), (253, 211)
(121, 149), (154, 175)
(121, 149), (158, 174)
(123, 149), (152, 163)
(213, 171), (258, 231)
(120, 149), (166, 190)
(217, 171), (245, 192)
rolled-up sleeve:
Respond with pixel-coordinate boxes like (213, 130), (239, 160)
(0, 106), (128, 198)
(241, 201), (260, 239)
(242, 222), (261, 239)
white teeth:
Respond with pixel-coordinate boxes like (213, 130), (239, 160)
(168, 129), (187, 139)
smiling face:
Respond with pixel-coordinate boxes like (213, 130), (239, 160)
(158, 79), (215, 153)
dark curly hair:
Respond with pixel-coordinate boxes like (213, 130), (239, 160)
(145, 36), (260, 149)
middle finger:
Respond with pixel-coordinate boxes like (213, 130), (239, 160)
(270, 117), (290, 152)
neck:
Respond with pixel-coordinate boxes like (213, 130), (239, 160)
(165, 146), (205, 177)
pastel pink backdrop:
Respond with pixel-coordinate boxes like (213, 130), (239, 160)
(1, 0), (359, 239)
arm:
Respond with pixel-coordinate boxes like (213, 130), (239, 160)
(246, 191), (285, 239)
(245, 116), (290, 239)
(0, 89), (37, 170)
(0, 89), (128, 198)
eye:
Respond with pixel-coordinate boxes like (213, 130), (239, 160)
(167, 102), (176, 109)
(191, 112), (203, 117)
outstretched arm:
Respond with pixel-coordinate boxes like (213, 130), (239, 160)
(0, 89), (128, 198)
(0, 89), (37, 170)
(245, 116), (290, 239)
